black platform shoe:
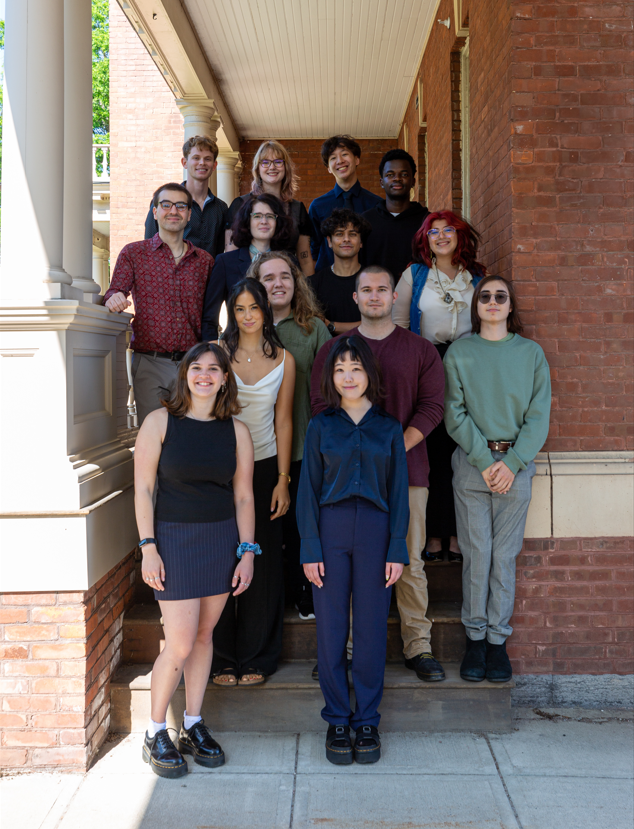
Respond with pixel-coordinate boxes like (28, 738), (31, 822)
(142, 729), (188, 778)
(404, 652), (446, 682)
(178, 719), (225, 768)
(353, 725), (381, 764)
(486, 641), (513, 682)
(460, 636), (487, 682)
(325, 724), (353, 765)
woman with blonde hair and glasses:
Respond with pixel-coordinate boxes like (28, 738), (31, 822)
(247, 251), (331, 619)
(225, 140), (315, 276)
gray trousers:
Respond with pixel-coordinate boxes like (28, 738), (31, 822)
(452, 447), (535, 645)
(131, 352), (180, 425)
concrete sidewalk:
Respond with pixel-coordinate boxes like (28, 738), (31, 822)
(2, 709), (633, 829)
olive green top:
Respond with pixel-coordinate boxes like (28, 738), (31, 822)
(275, 312), (331, 462)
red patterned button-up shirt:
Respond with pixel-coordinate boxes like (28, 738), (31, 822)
(104, 233), (214, 352)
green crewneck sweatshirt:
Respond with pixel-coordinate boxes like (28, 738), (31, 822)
(444, 333), (551, 475)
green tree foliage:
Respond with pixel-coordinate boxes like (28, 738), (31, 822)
(92, 0), (109, 140)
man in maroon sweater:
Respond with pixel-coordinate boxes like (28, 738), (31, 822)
(311, 265), (446, 681)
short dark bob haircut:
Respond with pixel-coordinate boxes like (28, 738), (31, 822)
(162, 342), (241, 420)
(152, 181), (192, 209)
(222, 277), (284, 363)
(471, 274), (524, 335)
(320, 335), (384, 409)
(412, 210), (487, 276)
(321, 208), (371, 242)
(354, 264), (396, 292)
(320, 135), (362, 167)
(230, 193), (297, 250)
(379, 148), (417, 178)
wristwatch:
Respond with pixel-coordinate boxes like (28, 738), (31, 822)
(327, 322), (336, 335)
(138, 538), (157, 549)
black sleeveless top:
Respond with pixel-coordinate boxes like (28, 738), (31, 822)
(155, 414), (237, 523)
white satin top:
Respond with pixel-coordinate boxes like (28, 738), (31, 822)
(234, 350), (286, 461)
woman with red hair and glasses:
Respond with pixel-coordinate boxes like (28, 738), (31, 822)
(393, 210), (486, 564)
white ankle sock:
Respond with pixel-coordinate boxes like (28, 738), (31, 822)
(148, 718), (167, 738)
(183, 711), (202, 730)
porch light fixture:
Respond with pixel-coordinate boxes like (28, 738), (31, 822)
(438, 17), (451, 28)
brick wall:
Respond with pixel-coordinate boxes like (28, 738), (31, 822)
(0, 552), (135, 770)
(510, 537), (633, 675)
(110, 0), (184, 267)
(238, 138), (396, 208)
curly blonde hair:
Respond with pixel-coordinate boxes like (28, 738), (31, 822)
(246, 251), (324, 335)
(250, 140), (299, 202)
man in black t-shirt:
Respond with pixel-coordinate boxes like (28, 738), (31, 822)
(310, 209), (371, 336)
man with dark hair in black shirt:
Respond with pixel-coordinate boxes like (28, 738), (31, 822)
(144, 135), (228, 258)
(362, 149), (429, 282)
(310, 209), (372, 336)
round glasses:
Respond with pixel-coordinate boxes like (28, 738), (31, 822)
(251, 212), (277, 222)
(427, 227), (456, 238)
(260, 159), (285, 169)
(478, 291), (509, 305)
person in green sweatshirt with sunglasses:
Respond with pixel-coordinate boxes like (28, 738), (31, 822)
(444, 274), (551, 683)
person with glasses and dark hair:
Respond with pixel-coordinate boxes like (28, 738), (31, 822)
(311, 208), (372, 336)
(361, 149), (429, 281)
(225, 140), (315, 277)
(298, 335), (409, 765)
(393, 210), (487, 565)
(444, 275), (551, 684)
(104, 182), (214, 424)
(144, 135), (228, 258)
(309, 135), (381, 271)
(201, 193), (296, 341)
(211, 278), (296, 688)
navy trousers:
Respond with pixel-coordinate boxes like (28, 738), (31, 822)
(312, 499), (392, 729)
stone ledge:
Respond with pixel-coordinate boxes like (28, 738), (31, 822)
(512, 673), (634, 709)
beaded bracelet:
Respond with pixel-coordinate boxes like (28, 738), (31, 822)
(236, 542), (262, 559)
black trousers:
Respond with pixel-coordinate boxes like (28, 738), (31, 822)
(212, 455), (285, 676)
(282, 459), (311, 602)
(425, 343), (458, 540)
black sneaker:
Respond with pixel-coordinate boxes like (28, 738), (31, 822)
(460, 636), (487, 682)
(142, 729), (188, 778)
(485, 640), (513, 682)
(404, 652), (446, 682)
(178, 719), (225, 768)
(326, 724), (353, 765)
(295, 590), (315, 620)
(353, 725), (381, 764)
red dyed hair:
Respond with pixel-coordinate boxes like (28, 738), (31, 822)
(411, 210), (487, 275)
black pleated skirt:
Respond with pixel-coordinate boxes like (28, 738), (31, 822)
(154, 516), (238, 601)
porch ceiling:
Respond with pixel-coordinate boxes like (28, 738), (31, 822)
(184, 0), (438, 139)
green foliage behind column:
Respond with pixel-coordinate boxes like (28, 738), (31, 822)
(93, 0), (109, 140)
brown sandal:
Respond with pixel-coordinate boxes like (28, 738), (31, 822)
(212, 667), (238, 687)
(238, 669), (266, 686)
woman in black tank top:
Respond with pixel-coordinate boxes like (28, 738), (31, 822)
(134, 343), (257, 779)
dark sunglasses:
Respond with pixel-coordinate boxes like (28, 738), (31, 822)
(478, 291), (509, 305)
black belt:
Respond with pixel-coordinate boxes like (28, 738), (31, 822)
(488, 440), (515, 453)
(136, 350), (186, 361)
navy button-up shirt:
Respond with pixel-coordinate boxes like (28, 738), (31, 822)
(308, 180), (382, 270)
(297, 405), (410, 564)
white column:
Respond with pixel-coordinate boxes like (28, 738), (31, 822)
(0, 0), (75, 302)
(176, 99), (222, 193)
(92, 247), (110, 294)
(63, 0), (100, 298)
(216, 151), (242, 205)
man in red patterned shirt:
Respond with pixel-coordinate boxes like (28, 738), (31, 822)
(104, 182), (214, 424)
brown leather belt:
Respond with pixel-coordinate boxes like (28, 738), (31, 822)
(488, 440), (515, 453)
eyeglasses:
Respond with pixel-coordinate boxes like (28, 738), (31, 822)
(260, 159), (285, 169)
(478, 291), (509, 305)
(251, 212), (277, 221)
(427, 227), (456, 238)
(158, 200), (189, 211)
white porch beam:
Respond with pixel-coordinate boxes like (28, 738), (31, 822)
(116, 0), (240, 151)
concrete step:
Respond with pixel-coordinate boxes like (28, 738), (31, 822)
(122, 601), (466, 665)
(111, 661), (514, 734)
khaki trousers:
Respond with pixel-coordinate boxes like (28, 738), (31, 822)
(131, 352), (180, 425)
(394, 486), (432, 659)
(347, 486), (432, 661)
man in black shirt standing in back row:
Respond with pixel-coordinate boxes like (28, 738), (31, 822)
(144, 135), (228, 258)
(362, 149), (429, 283)
(310, 209), (372, 336)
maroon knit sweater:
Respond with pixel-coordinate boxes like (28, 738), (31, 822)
(310, 325), (445, 487)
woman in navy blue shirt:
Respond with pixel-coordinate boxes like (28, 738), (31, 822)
(297, 335), (409, 765)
